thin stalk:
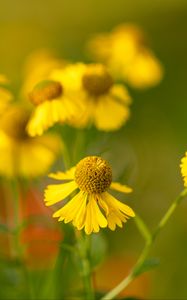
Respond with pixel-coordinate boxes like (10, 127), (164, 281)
(101, 188), (187, 300)
(77, 233), (95, 300)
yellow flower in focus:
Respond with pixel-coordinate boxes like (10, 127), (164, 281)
(44, 156), (135, 234)
(51, 63), (131, 131)
(87, 24), (163, 89)
(0, 105), (61, 178)
(26, 79), (81, 136)
(180, 153), (187, 187)
(21, 49), (65, 99)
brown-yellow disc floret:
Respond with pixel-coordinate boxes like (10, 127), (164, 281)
(75, 156), (112, 193)
(29, 80), (63, 105)
(82, 65), (113, 96)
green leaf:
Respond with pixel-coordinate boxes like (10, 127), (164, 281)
(133, 257), (160, 277)
(90, 233), (107, 269)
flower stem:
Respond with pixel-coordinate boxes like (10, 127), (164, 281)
(78, 233), (95, 300)
(101, 188), (187, 300)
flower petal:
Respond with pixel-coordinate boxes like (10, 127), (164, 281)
(110, 182), (132, 194)
(49, 167), (76, 181)
(94, 96), (130, 131)
(44, 180), (78, 206)
(53, 191), (86, 224)
(102, 192), (135, 217)
(84, 195), (107, 235)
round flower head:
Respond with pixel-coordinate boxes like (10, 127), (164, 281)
(180, 152), (187, 187)
(51, 63), (131, 131)
(87, 23), (163, 89)
(44, 156), (135, 234)
(0, 105), (61, 178)
(26, 79), (81, 137)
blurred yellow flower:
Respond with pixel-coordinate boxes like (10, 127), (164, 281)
(0, 105), (61, 178)
(87, 24), (163, 89)
(21, 49), (65, 99)
(26, 79), (81, 136)
(0, 75), (13, 115)
(180, 153), (187, 187)
(51, 63), (131, 131)
(44, 156), (135, 234)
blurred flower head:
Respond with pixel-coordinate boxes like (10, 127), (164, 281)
(87, 23), (163, 89)
(51, 63), (131, 131)
(26, 77), (82, 136)
(44, 156), (135, 234)
(21, 49), (66, 99)
(0, 105), (61, 178)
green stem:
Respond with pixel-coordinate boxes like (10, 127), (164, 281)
(152, 188), (187, 241)
(10, 179), (21, 257)
(78, 233), (94, 300)
(101, 188), (187, 300)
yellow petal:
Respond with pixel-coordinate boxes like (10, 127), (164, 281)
(110, 182), (132, 194)
(27, 99), (67, 136)
(19, 139), (57, 178)
(53, 191), (86, 224)
(107, 212), (124, 231)
(94, 96), (130, 131)
(126, 50), (163, 89)
(102, 192), (135, 217)
(73, 193), (88, 230)
(49, 167), (76, 181)
(84, 195), (107, 235)
(110, 84), (131, 105)
(44, 180), (78, 206)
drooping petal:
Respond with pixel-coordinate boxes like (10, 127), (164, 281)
(53, 191), (86, 225)
(44, 181), (78, 206)
(49, 167), (76, 181)
(102, 192), (135, 217)
(110, 182), (132, 194)
(27, 99), (68, 137)
(94, 96), (130, 131)
(100, 192), (134, 230)
(84, 195), (107, 235)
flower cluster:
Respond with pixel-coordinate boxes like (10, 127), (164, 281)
(0, 23), (164, 234)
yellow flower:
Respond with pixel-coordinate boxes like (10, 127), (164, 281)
(21, 49), (65, 99)
(26, 79), (81, 137)
(44, 156), (135, 234)
(51, 63), (131, 131)
(180, 153), (187, 187)
(0, 105), (61, 178)
(87, 23), (163, 89)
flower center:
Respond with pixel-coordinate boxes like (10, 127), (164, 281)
(75, 156), (112, 193)
(29, 80), (63, 105)
(82, 65), (113, 96)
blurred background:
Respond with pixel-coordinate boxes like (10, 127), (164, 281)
(0, 0), (187, 299)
